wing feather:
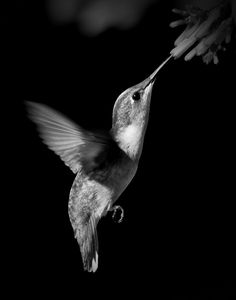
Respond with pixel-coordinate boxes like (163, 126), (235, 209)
(26, 102), (106, 173)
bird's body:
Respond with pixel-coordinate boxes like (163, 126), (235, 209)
(26, 55), (171, 272)
(68, 148), (137, 270)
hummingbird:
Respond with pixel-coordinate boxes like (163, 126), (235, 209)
(26, 55), (172, 273)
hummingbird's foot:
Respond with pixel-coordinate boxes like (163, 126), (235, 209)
(111, 205), (124, 223)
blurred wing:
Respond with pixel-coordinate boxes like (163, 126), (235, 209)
(26, 102), (109, 173)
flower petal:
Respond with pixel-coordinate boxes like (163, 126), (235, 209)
(169, 19), (186, 28)
(213, 18), (233, 45)
(184, 48), (197, 61)
(194, 7), (220, 39)
(195, 40), (208, 56)
(174, 22), (200, 46)
(213, 55), (219, 64)
(200, 31), (218, 49)
(171, 36), (197, 58)
(203, 50), (213, 64)
(172, 8), (188, 16)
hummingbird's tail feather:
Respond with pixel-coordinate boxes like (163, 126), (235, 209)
(80, 214), (99, 273)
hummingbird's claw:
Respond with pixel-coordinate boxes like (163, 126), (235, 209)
(111, 205), (124, 223)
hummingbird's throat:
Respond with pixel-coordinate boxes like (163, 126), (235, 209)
(117, 123), (143, 159)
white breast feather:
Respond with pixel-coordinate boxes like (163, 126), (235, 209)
(118, 124), (142, 157)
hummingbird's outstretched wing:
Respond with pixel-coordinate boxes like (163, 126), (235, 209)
(26, 102), (115, 174)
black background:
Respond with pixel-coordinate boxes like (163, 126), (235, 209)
(2, 0), (235, 296)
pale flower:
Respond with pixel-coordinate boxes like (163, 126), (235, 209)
(170, 0), (235, 64)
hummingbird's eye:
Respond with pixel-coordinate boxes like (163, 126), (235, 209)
(132, 91), (141, 101)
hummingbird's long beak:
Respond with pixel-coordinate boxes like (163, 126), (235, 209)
(144, 55), (172, 88)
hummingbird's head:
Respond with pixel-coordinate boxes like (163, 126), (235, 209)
(111, 56), (171, 160)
